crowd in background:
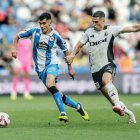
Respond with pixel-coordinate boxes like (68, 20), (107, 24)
(1, 0), (140, 74)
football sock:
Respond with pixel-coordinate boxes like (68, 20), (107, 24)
(53, 92), (66, 113)
(105, 82), (120, 107)
(119, 101), (132, 115)
(62, 95), (78, 109)
(23, 77), (30, 94)
(12, 77), (19, 94)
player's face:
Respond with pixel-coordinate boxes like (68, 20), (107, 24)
(92, 17), (105, 31)
(39, 19), (51, 34)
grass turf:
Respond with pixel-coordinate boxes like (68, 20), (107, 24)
(0, 95), (140, 140)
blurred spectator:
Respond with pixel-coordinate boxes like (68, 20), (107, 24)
(0, 0), (13, 25)
(1, 0), (140, 74)
(78, 11), (92, 30)
(129, 3), (140, 22)
(118, 51), (133, 73)
(54, 17), (69, 39)
(104, 0), (117, 23)
(0, 15), (19, 45)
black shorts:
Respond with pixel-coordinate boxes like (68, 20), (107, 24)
(92, 63), (116, 90)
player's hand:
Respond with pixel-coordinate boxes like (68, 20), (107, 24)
(11, 50), (18, 59)
(68, 68), (75, 80)
(65, 54), (75, 64)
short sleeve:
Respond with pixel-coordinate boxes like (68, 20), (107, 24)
(111, 25), (124, 37)
(79, 32), (89, 44)
(18, 27), (38, 39)
(55, 33), (68, 52)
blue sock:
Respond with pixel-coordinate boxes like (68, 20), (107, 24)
(64, 95), (78, 109)
(53, 92), (65, 113)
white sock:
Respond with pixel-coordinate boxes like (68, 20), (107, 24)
(105, 83), (120, 107)
(119, 101), (132, 115)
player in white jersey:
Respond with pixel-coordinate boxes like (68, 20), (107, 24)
(66, 11), (140, 124)
(11, 12), (89, 122)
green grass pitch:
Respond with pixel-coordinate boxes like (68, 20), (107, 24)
(0, 95), (140, 140)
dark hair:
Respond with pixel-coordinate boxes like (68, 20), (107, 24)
(92, 11), (105, 18)
(39, 12), (52, 21)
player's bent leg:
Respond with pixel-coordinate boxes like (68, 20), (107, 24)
(102, 82), (125, 116)
(104, 83), (120, 106)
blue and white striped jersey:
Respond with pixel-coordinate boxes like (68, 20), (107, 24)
(18, 27), (68, 72)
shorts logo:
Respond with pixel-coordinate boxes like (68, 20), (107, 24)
(95, 82), (100, 89)
(106, 69), (112, 73)
(47, 67), (55, 73)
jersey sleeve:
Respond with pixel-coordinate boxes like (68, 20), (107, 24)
(55, 34), (68, 52)
(111, 25), (124, 37)
(79, 32), (89, 44)
(18, 27), (38, 39)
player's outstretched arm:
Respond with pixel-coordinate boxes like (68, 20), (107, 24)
(121, 24), (140, 33)
(12, 35), (19, 59)
(66, 41), (84, 64)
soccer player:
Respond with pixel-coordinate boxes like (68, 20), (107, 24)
(66, 11), (139, 124)
(11, 12), (89, 122)
(11, 39), (33, 100)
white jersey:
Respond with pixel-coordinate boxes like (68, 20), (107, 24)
(80, 25), (124, 73)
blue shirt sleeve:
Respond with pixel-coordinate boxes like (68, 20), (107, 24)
(18, 27), (38, 39)
(54, 33), (68, 51)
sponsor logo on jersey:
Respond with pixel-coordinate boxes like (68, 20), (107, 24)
(89, 38), (107, 46)
(38, 41), (48, 50)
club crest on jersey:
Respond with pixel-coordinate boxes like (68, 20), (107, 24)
(49, 36), (55, 41)
(90, 34), (94, 38)
(89, 38), (107, 46)
(104, 31), (108, 36)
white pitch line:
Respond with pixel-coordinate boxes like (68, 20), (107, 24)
(132, 103), (140, 106)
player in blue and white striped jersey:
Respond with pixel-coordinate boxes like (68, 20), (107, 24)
(12, 12), (89, 122)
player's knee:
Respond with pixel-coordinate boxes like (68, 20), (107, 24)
(46, 79), (54, 88)
(102, 73), (112, 86)
(102, 79), (112, 87)
(47, 86), (59, 95)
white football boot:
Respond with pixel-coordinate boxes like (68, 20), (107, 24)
(128, 112), (136, 124)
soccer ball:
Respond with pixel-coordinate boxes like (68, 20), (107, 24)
(0, 112), (10, 127)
